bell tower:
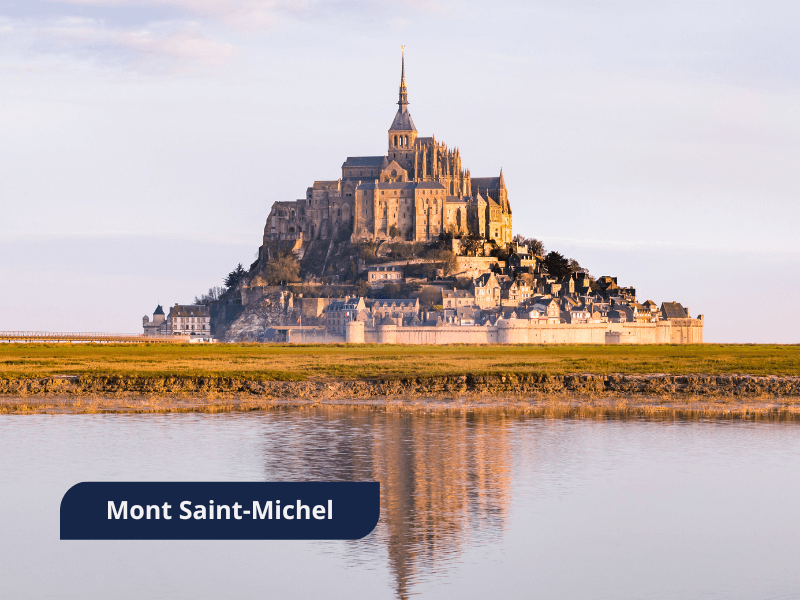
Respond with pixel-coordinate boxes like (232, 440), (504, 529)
(388, 47), (417, 172)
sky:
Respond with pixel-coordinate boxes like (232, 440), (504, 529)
(1, 0), (799, 342)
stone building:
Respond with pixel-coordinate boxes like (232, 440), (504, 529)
(143, 304), (210, 336)
(325, 297), (367, 335)
(263, 51), (512, 247)
(368, 265), (403, 286)
(142, 304), (168, 336)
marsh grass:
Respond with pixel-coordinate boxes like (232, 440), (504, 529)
(1, 343), (799, 380)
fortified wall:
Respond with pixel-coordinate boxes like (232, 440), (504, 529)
(283, 317), (705, 345)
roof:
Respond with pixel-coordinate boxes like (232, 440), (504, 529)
(661, 302), (689, 319)
(443, 290), (475, 298)
(153, 305), (164, 315)
(342, 156), (386, 168)
(473, 273), (498, 287)
(356, 181), (446, 191)
(372, 298), (418, 307)
(168, 304), (210, 318)
(389, 108), (417, 132)
(471, 177), (500, 191)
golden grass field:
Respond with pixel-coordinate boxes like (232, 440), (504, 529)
(2, 343), (799, 381)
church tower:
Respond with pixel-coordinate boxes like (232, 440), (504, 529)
(388, 48), (417, 172)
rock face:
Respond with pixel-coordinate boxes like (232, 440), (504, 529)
(3, 373), (800, 400)
(222, 292), (310, 342)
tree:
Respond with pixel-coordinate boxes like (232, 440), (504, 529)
(462, 236), (484, 257)
(568, 258), (584, 274)
(543, 251), (571, 280)
(513, 234), (545, 257)
(344, 260), (359, 283)
(388, 225), (400, 239)
(354, 279), (371, 297)
(194, 286), (225, 305)
(424, 247), (457, 276)
(224, 263), (247, 288)
(527, 238), (545, 257)
(374, 282), (405, 299)
(417, 286), (442, 309)
(262, 252), (300, 286)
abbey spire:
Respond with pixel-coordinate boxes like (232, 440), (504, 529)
(389, 47), (416, 133)
(398, 48), (408, 110)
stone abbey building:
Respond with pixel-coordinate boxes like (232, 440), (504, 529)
(264, 53), (512, 246)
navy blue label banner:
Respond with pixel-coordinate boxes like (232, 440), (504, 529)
(60, 482), (380, 540)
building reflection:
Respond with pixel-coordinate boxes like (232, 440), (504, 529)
(260, 409), (512, 599)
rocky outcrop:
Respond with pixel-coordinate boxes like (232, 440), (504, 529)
(222, 292), (307, 342)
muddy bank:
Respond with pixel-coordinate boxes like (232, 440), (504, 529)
(3, 372), (800, 398)
(2, 373), (800, 417)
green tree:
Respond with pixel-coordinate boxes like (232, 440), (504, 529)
(513, 234), (545, 257)
(462, 236), (484, 257)
(354, 279), (371, 297)
(345, 260), (359, 283)
(417, 286), (443, 309)
(224, 263), (247, 288)
(424, 247), (457, 276)
(262, 252), (300, 286)
(543, 251), (572, 279)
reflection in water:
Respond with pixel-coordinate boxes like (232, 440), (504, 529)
(259, 409), (512, 599)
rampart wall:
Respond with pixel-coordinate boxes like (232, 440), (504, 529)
(345, 318), (703, 345)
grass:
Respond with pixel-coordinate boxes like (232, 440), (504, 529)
(1, 343), (799, 381)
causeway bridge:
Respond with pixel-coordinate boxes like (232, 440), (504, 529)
(0, 331), (200, 344)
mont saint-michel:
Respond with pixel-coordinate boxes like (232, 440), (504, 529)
(143, 53), (703, 345)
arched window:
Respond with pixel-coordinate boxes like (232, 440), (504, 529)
(404, 135), (408, 146)
(393, 135), (397, 146)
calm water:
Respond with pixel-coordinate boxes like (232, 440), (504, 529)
(1, 409), (799, 599)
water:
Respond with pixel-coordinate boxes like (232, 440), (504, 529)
(1, 409), (799, 599)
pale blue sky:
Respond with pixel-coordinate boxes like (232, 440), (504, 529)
(1, 0), (798, 341)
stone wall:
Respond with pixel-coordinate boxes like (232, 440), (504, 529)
(297, 297), (333, 318)
(454, 256), (504, 278)
(345, 318), (704, 345)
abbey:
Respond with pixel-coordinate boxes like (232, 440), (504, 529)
(264, 53), (512, 246)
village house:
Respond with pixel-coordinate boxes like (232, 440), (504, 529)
(325, 297), (367, 334)
(471, 273), (502, 308)
(608, 308), (627, 323)
(442, 289), (476, 309)
(661, 302), (690, 320)
(370, 298), (420, 320)
(502, 279), (532, 306)
(531, 298), (562, 324)
(142, 305), (168, 336)
(367, 265), (403, 286)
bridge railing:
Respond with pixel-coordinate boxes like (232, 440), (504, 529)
(0, 331), (188, 342)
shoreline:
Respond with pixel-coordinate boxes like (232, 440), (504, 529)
(2, 373), (800, 418)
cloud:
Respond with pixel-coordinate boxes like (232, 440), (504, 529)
(43, 0), (443, 29)
(0, 15), (236, 75)
(0, 0), (438, 74)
